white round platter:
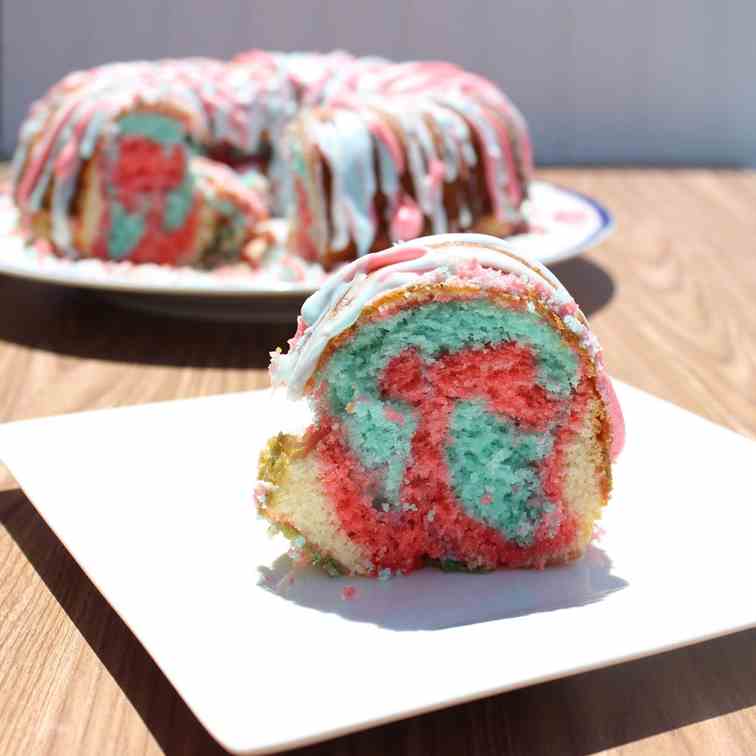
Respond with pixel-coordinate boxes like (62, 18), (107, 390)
(0, 180), (613, 321)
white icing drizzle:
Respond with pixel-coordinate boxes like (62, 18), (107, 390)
(13, 52), (533, 267)
(290, 61), (531, 257)
(271, 233), (596, 400)
(308, 111), (377, 255)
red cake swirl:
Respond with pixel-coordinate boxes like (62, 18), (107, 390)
(257, 234), (624, 577)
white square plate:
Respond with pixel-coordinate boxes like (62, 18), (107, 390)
(1, 383), (754, 754)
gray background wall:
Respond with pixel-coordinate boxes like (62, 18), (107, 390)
(2, 0), (755, 165)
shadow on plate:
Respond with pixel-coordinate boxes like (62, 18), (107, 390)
(257, 545), (627, 632)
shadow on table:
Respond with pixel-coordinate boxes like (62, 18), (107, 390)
(257, 545), (626, 631)
(0, 255), (614, 369)
(0, 277), (296, 369)
(4, 486), (756, 756)
(550, 255), (615, 317)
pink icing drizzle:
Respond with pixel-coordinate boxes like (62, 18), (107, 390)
(598, 372), (625, 460)
(366, 116), (405, 172)
(389, 195), (424, 242)
(364, 243), (426, 273)
(428, 158), (445, 190)
(287, 316), (308, 350)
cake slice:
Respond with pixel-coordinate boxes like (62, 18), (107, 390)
(257, 233), (624, 576)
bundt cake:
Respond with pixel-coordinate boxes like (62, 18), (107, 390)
(256, 233), (625, 577)
(12, 52), (532, 269)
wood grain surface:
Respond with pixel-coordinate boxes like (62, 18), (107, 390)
(1, 167), (755, 755)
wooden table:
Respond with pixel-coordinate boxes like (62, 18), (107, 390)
(1, 168), (755, 755)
